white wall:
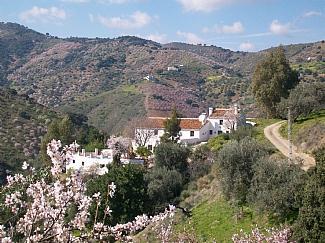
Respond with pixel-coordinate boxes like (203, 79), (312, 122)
(67, 154), (144, 175)
(180, 129), (200, 144)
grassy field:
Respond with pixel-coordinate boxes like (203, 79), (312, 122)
(279, 110), (325, 153)
(291, 61), (325, 73)
(176, 198), (270, 242)
(248, 118), (282, 151)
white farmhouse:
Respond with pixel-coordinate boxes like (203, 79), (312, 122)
(66, 148), (144, 175)
(133, 104), (244, 151)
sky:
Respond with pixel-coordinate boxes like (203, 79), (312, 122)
(0, 0), (324, 51)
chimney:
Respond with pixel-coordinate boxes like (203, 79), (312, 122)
(199, 113), (207, 124)
(208, 107), (213, 117)
(82, 149), (85, 156)
(95, 148), (98, 156)
(234, 103), (238, 115)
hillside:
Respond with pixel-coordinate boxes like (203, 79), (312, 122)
(0, 88), (57, 183)
(0, 22), (324, 134)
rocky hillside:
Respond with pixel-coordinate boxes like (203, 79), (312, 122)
(0, 22), (324, 134)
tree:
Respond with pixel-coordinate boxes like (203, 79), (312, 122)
(188, 144), (212, 181)
(154, 143), (190, 176)
(135, 146), (152, 159)
(161, 108), (181, 143)
(0, 140), (176, 242)
(123, 117), (154, 147)
(87, 164), (149, 225)
(145, 167), (183, 212)
(276, 82), (325, 121)
(294, 147), (325, 242)
(106, 136), (131, 164)
(248, 158), (306, 222)
(216, 137), (267, 207)
(251, 47), (299, 117)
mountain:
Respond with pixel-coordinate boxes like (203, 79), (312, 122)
(0, 22), (324, 134)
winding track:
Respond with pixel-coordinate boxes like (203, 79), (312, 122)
(264, 121), (315, 171)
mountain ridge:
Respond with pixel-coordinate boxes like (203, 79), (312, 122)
(1, 22), (324, 134)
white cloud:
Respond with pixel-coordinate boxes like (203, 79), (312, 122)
(269, 20), (291, 35)
(177, 0), (238, 12)
(204, 21), (244, 34)
(177, 31), (203, 44)
(303, 11), (322, 17)
(98, 11), (152, 29)
(239, 41), (254, 51)
(146, 33), (168, 43)
(20, 6), (66, 23)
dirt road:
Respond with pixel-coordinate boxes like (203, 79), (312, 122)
(264, 121), (315, 171)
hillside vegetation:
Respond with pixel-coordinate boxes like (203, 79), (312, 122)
(0, 22), (324, 134)
(280, 111), (325, 153)
(0, 88), (57, 183)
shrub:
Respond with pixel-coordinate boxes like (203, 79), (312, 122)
(145, 167), (183, 212)
(216, 137), (267, 206)
(248, 158), (306, 222)
(154, 143), (190, 176)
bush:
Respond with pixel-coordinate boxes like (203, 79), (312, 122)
(293, 147), (325, 242)
(216, 137), (267, 206)
(145, 167), (183, 212)
(248, 158), (306, 222)
(87, 164), (148, 225)
(188, 144), (212, 181)
(276, 82), (325, 120)
(154, 143), (190, 175)
(229, 126), (254, 141)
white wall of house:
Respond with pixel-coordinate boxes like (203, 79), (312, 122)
(179, 129), (200, 144)
(66, 151), (144, 175)
(207, 118), (232, 134)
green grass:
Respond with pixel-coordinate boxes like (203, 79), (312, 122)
(279, 110), (325, 152)
(175, 199), (270, 242)
(249, 118), (282, 148)
(291, 61), (325, 73)
(207, 75), (223, 82)
(121, 84), (139, 93)
(279, 111), (325, 138)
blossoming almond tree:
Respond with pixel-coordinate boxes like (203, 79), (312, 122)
(0, 140), (175, 242)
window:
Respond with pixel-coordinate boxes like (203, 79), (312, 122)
(81, 162), (85, 166)
(100, 164), (105, 168)
(154, 129), (158, 135)
(219, 120), (223, 125)
(226, 131), (229, 134)
(190, 131), (194, 137)
(148, 145), (153, 151)
(209, 130), (213, 135)
(218, 130), (222, 135)
(72, 160), (75, 164)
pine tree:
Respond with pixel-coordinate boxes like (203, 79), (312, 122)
(161, 108), (181, 143)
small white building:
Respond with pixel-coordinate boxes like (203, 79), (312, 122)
(66, 148), (144, 175)
(133, 104), (244, 151)
(167, 66), (179, 71)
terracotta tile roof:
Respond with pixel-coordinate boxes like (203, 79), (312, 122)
(179, 119), (203, 130)
(210, 108), (229, 118)
(139, 117), (203, 130)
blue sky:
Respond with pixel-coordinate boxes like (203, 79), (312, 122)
(0, 0), (324, 51)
